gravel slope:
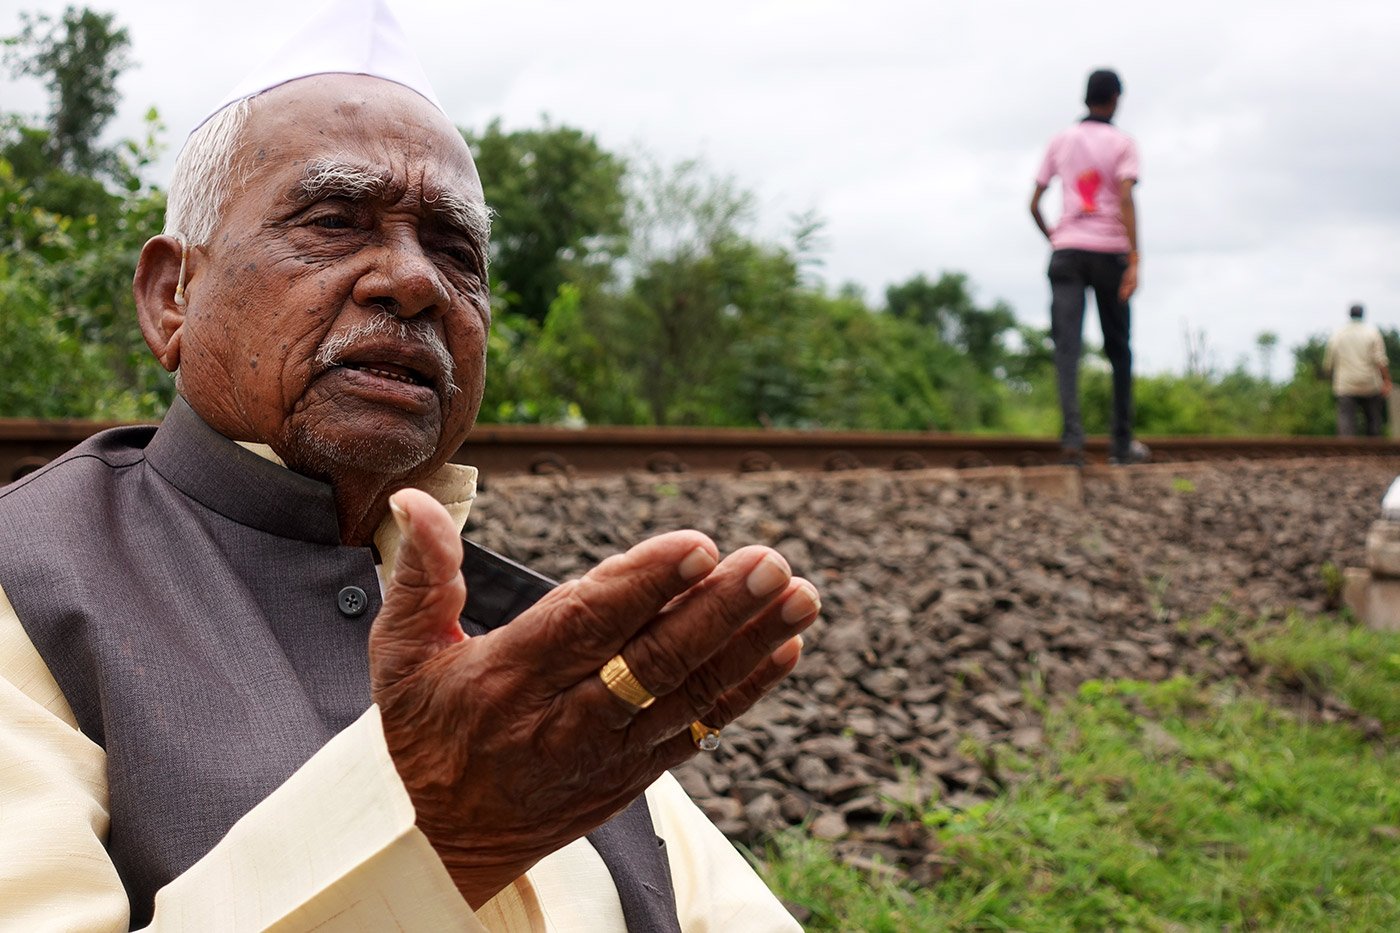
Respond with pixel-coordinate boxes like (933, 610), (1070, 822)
(465, 459), (1400, 880)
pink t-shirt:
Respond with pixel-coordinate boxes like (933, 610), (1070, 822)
(1035, 120), (1139, 253)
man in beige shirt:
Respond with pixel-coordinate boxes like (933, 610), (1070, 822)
(0, 1), (815, 928)
(1324, 303), (1392, 437)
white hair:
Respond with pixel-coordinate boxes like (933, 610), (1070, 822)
(163, 99), (254, 246)
(162, 99), (492, 254)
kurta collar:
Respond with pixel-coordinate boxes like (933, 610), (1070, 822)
(144, 397), (477, 549)
(375, 462), (476, 573)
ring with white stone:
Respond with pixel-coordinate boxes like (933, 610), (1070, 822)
(689, 720), (721, 752)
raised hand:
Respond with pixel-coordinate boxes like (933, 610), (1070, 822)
(369, 488), (819, 908)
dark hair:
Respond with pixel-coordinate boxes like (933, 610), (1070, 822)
(1351, 304), (1365, 319)
(1085, 69), (1122, 106)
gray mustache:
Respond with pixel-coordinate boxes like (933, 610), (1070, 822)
(315, 314), (458, 397)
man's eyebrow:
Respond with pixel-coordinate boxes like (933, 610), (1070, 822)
(424, 189), (493, 246)
(294, 159), (392, 201)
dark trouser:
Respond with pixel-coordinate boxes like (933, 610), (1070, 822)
(1048, 248), (1133, 458)
(1337, 394), (1385, 437)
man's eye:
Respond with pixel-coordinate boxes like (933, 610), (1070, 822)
(310, 214), (352, 230)
(435, 242), (476, 269)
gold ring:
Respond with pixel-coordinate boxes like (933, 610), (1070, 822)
(689, 720), (721, 751)
(599, 654), (655, 711)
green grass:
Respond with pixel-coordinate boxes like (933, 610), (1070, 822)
(762, 633), (1400, 931)
(1248, 614), (1400, 728)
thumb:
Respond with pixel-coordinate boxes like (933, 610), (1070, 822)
(370, 488), (468, 694)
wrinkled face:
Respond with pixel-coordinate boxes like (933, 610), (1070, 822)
(177, 74), (490, 480)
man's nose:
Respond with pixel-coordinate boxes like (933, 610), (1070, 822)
(353, 234), (450, 319)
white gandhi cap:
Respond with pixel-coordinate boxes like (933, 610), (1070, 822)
(191, 0), (444, 135)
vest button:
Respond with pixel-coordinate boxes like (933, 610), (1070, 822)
(337, 585), (368, 618)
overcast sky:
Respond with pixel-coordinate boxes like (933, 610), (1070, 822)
(5, 0), (1400, 378)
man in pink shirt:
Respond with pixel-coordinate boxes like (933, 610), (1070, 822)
(1030, 68), (1142, 465)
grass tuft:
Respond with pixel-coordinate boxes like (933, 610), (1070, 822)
(1248, 614), (1400, 728)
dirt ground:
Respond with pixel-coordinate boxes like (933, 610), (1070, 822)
(465, 458), (1400, 880)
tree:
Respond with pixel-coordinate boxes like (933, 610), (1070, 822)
(617, 159), (771, 425)
(3, 6), (132, 178)
(479, 156), (767, 427)
(1382, 327), (1400, 382)
(1183, 323), (1213, 377)
(884, 272), (1016, 373)
(0, 7), (169, 420)
(464, 118), (627, 324)
(0, 153), (169, 418)
(1256, 331), (1279, 383)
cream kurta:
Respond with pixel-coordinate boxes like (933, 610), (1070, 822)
(0, 451), (798, 932)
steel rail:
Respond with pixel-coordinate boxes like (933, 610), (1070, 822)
(3, 418), (1400, 484)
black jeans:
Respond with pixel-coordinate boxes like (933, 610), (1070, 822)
(1337, 394), (1385, 437)
(1048, 248), (1133, 458)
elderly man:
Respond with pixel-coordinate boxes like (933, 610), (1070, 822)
(0, 4), (814, 930)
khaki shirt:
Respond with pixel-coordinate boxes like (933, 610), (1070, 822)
(0, 449), (799, 932)
(1324, 320), (1389, 396)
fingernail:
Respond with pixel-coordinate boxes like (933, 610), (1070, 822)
(772, 635), (803, 667)
(389, 496), (410, 533)
(678, 546), (717, 581)
(780, 583), (821, 624)
(745, 553), (790, 598)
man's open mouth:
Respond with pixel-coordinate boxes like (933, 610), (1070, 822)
(341, 361), (433, 387)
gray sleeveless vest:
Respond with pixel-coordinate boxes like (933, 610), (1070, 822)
(0, 399), (680, 931)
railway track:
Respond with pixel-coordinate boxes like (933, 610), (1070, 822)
(3, 418), (1400, 484)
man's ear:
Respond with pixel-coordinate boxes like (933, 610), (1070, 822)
(134, 235), (192, 373)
